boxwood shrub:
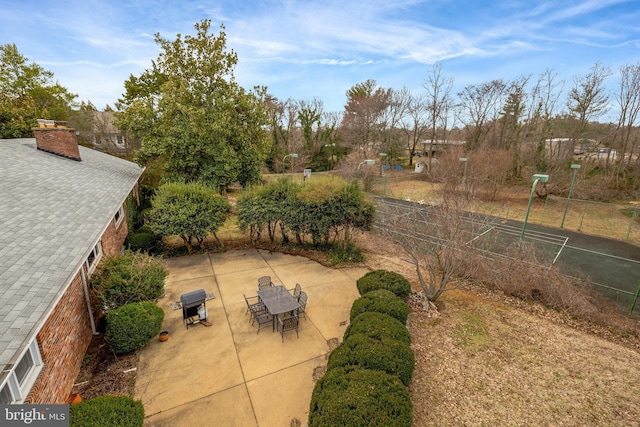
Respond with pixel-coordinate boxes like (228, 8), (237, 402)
(308, 366), (412, 427)
(91, 251), (167, 311)
(105, 302), (164, 355)
(344, 312), (411, 345)
(350, 289), (410, 324)
(357, 269), (411, 298)
(70, 395), (144, 427)
(327, 334), (415, 386)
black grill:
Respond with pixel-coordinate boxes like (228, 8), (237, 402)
(180, 289), (206, 329)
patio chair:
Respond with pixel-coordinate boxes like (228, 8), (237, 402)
(291, 283), (302, 300)
(255, 312), (273, 334)
(277, 313), (299, 342)
(258, 275), (273, 290)
(244, 293), (266, 324)
(297, 291), (307, 320)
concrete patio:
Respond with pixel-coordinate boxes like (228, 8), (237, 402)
(135, 249), (369, 426)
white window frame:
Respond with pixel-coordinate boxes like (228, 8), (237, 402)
(85, 241), (103, 275)
(114, 205), (125, 228)
(0, 340), (43, 403)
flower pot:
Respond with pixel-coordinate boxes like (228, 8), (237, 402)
(159, 331), (169, 342)
(66, 393), (82, 405)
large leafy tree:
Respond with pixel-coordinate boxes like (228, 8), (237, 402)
(0, 43), (77, 138)
(148, 181), (231, 252)
(116, 20), (270, 192)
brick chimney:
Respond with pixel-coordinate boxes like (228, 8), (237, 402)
(33, 120), (81, 161)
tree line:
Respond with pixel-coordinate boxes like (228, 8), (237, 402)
(2, 20), (639, 198)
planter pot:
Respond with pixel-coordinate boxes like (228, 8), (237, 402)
(66, 393), (82, 405)
(159, 331), (169, 342)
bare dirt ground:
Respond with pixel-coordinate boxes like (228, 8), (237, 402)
(356, 231), (640, 427)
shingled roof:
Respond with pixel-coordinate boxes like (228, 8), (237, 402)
(0, 138), (143, 371)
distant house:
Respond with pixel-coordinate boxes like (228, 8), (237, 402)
(0, 122), (143, 403)
(419, 139), (466, 157)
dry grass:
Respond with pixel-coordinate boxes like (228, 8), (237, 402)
(357, 231), (640, 426)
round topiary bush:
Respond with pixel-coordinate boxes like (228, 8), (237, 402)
(91, 251), (167, 311)
(309, 367), (412, 427)
(357, 269), (412, 298)
(105, 302), (164, 355)
(350, 289), (410, 324)
(327, 334), (415, 386)
(344, 312), (411, 345)
(127, 228), (161, 253)
(69, 395), (144, 427)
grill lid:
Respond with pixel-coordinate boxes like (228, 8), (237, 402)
(180, 289), (206, 308)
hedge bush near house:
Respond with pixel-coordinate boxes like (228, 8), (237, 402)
(327, 334), (415, 386)
(356, 269), (412, 298)
(308, 367), (412, 427)
(69, 395), (144, 427)
(105, 302), (164, 355)
(127, 225), (162, 253)
(350, 289), (410, 324)
(344, 312), (411, 345)
(91, 251), (167, 311)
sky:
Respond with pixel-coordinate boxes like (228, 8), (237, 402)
(1, 0), (639, 115)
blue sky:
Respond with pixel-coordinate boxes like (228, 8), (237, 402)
(2, 0), (639, 115)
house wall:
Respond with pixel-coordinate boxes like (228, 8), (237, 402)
(26, 271), (92, 404)
(26, 201), (132, 403)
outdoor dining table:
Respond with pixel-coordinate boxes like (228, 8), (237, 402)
(257, 285), (300, 331)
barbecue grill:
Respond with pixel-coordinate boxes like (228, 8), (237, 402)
(181, 289), (207, 329)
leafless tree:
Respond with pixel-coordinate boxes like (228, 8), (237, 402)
(401, 90), (428, 167)
(611, 62), (640, 179)
(456, 79), (507, 150)
(424, 63), (454, 171)
(374, 195), (494, 310)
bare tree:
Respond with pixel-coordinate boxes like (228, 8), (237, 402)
(401, 90), (428, 167)
(374, 195), (493, 310)
(424, 63), (454, 171)
(611, 62), (640, 179)
(456, 79), (507, 150)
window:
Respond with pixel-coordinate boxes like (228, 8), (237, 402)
(85, 241), (103, 275)
(114, 205), (124, 227)
(1, 341), (42, 403)
(0, 382), (13, 404)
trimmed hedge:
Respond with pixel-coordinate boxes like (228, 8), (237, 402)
(105, 302), (164, 355)
(357, 269), (411, 298)
(350, 289), (410, 324)
(70, 395), (144, 427)
(327, 334), (415, 386)
(91, 251), (167, 311)
(344, 312), (411, 345)
(308, 367), (412, 427)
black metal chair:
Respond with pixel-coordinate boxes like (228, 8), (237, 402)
(258, 275), (273, 290)
(277, 313), (299, 342)
(255, 311), (273, 334)
(297, 291), (307, 320)
(291, 283), (302, 300)
(244, 293), (266, 324)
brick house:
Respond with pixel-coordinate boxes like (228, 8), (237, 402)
(0, 123), (143, 404)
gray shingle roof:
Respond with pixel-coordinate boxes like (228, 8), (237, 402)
(0, 138), (143, 369)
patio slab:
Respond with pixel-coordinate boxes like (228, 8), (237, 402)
(135, 249), (368, 426)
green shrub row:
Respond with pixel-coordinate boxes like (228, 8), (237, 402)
(70, 395), (144, 427)
(356, 269), (412, 298)
(350, 289), (410, 324)
(105, 302), (164, 355)
(309, 271), (414, 426)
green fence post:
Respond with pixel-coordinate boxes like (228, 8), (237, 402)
(626, 207), (638, 241)
(578, 203), (588, 232)
(541, 196), (549, 225)
(630, 282), (640, 315)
